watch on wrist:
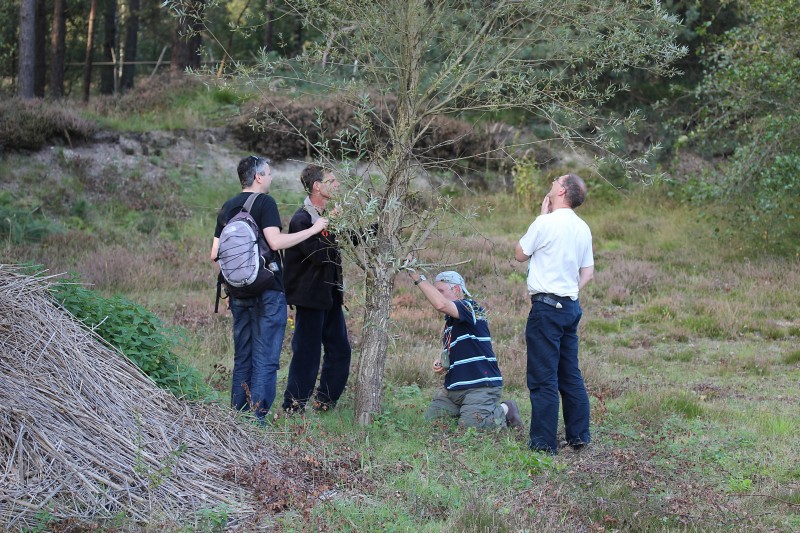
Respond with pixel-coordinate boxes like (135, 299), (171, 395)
(414, 275), (427, 286)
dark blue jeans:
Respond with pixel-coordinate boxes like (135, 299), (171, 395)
(282, 304), (351, 410)
(229, 290), (287, 419)
(526, 297), (591, 453)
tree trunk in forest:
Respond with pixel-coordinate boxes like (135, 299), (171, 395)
(216, 0), (251, 78)
(263, 0), (274, 52)
(83, 0), (98, 102)
(170, 21), (188, 74)
(171, 0), (204, 74)
(354, 267), (395, 425)
(121, 0), (139, 90)
(188, 27), (202, 69)
(17, 0), (36, 99)
(50, 0), (67, 98)
(293, 13), (303, 57)
(34, 0), (47, 97)
(100, 0), (117, 94)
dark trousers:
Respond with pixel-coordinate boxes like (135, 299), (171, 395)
(525, 297), (591, 453)
(282, 304), (352, 410)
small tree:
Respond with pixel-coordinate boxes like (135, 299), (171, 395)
(173, 0), (685, 424)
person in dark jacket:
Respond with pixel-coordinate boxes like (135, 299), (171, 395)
(281, 165), (352, 412)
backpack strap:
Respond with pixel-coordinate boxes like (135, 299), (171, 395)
(242, 192), (261, 213)
(214, 276), (222, 313)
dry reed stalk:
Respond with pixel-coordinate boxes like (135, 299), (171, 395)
(0, 265), (303, 530)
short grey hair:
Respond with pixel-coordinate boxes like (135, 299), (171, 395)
(237, 155), (271, 188)
(562, 173), (587, 208)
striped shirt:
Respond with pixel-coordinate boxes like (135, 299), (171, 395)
(443, 299), (503, 391)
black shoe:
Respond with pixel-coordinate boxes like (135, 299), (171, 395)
(567, 439), (589, 451)
(503, 400), (524, 428)
(530, 444), (558, 455)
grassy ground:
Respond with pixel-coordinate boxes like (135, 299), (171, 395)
(2, 107), (799, 530)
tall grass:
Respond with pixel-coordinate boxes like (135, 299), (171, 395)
(4, 113), (799, 529)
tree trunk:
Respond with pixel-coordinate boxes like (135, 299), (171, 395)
(17, 0), (36, 99)
(293, 12), (303, 57)
(120, 0), (139, 90)
(216, 0), (251, 78)
(34, 0), (47, 97)
(83, 0), (98, 102)
(171, 0), (204, 74)
(354, 266), (395, 425)
(50, 0), (67, 98)
(352, 0), (425, 425)
(100, 0), (117, 94)
(263, 0), (274, 52)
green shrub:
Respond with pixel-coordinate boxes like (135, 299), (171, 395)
(0, 191), (60, 244)
(51, 275), (214, 401)
(0, 98), (97, 150)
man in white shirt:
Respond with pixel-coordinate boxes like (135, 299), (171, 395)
(514, 173), (594, 454)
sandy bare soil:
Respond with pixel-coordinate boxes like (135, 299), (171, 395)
(29, 128), (313, 196)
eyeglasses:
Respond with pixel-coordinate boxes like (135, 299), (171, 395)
(553, 177), (567, 188)
(249, 155), (273, 165)
(249, 155), (272, 177)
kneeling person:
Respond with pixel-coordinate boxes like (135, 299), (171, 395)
(407, 270), (523, 429)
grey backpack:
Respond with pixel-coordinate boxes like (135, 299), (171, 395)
(214, 193), (276, 311)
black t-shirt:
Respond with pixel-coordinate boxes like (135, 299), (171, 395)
(215, 192), (284, 291)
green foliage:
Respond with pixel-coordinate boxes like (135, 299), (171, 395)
(784, 350), (800, 365)
(688, 0), (800, 255)
(511, 158), (542, 209)
(726, 474), (753, 493)
(0, 191), (60, 244)
(50, 276), (214, 401)
(663, 392), (704, 419)
(194, 505), (231, 532)
(0, 1), (16, 86)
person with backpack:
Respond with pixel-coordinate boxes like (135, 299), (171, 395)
(210, 155), (328, 421)
(281, 165), (352, 413)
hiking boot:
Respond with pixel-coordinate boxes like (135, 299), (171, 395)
(503, 400), (524, 428)
(568, 439), (589, 451)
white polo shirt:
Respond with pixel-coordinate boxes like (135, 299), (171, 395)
(518, 208), (593, 300)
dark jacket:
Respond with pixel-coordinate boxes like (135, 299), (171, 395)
(284, 206), (343, 310)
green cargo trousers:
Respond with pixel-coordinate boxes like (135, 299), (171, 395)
(425, 386), (507, 428)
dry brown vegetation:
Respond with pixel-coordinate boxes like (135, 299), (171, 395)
(0, 265), (365, 530)
(232, 93), (541, 172)
(0, 98), (97, 150)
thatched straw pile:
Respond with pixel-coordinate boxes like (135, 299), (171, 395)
(0, 265), (295, 529)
